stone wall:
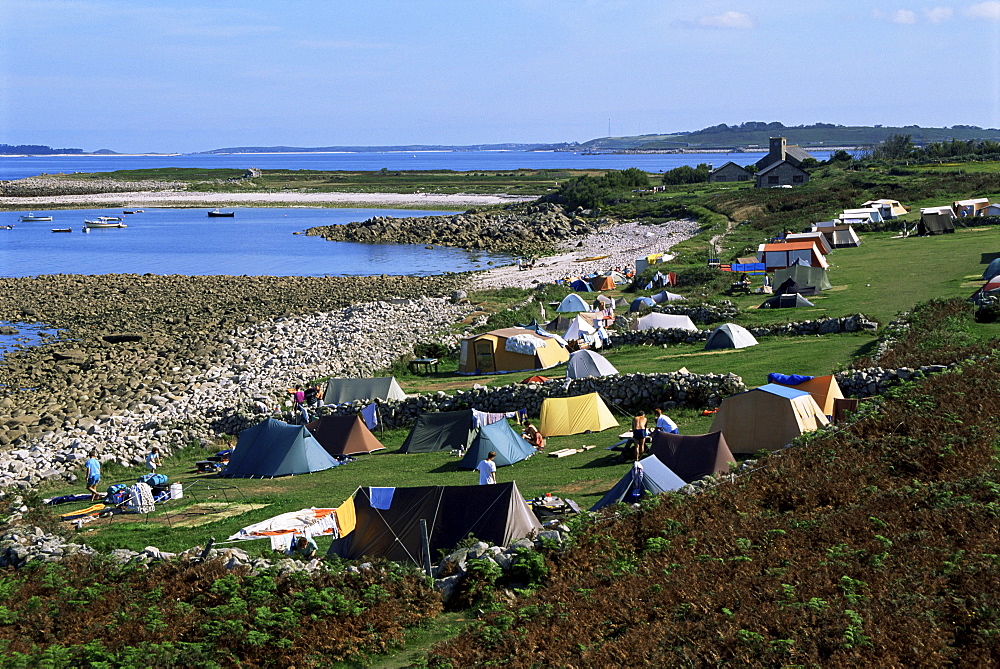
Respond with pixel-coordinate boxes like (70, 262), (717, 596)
(835, 364), (953, 397)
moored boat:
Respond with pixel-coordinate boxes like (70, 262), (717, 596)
(51, 228), (72, 233)
(83, 220), (127, 229)
(19, 213), (53, 222)
(207, 209), (235, 217)
(123, 209), (144, 214)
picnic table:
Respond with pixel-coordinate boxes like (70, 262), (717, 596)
(408, 357), (440, 374)
(528, 495), (580, 518)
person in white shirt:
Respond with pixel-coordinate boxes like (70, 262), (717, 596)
(145, 447), (161, 472)
(654, 408), (678, 434)
(477, 451), (497, 485)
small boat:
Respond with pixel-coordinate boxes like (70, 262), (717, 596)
(19, 213), (53, 222)
(97, 216), (124, 222)
(51, 228), (72, 233)
(84, 220), (127, 229)
(207, 209), (235, 217)
(123, 209), (144, 214)
(575, 255), (610, 262)
(0, 224), (14, 230)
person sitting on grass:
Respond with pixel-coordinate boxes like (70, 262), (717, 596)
(522, 421), (545, 451)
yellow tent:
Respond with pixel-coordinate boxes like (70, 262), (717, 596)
(710, 384), (828, 454)
(458, 328), (569, 375)
(539, 393), (618, 437)
(772, 375), (844, 416)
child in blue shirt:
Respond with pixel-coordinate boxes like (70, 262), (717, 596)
(83, 451), (101, 501)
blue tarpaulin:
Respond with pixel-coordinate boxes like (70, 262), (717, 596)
(767, 373), (814, 385)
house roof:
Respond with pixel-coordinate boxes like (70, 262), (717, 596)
(710, 161), (748, 174)
(756, 160), (808, 177)
(759, 241), (822, 253)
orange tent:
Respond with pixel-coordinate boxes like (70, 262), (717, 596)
(590, 275), (615, 291)
(772, 375), (844, 416)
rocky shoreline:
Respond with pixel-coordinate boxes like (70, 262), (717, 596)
(0, 274), (468, 485)
(304, 202), (607, 254)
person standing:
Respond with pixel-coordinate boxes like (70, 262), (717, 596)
(83, 451), (101, 501)
(654, 408), (678, 435)
(477, 451), (497, 485)
(145, 447), (161, 473)
(631, 412), (649, 460)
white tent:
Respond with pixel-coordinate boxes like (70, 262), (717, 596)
(651, 290), (685, 303)
(556, 293), (590, 314)
(563, 314), (603, 349)
(632, 313), (698, 332)
(704, 323), (758, 350)
(566, 349), (619, 379)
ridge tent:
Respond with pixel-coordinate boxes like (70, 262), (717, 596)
(222, 418), (340, 478)
(651, 290), (685, 303)
(785, 232), (832, 255)
(774, 277), (821, 296)
(632, 313), (698, 332)
(773, 264), (832, 291)
(458, 327), (569, 375)
(590, 275), (615, 291)
(556, 293), (590, 313)
(328, 481), (541, 562)
(590, 456), (686, 511)
(305, 414), (386, 457)
(759, 293), (815, 309)
(399, 410), (476, 453)
(566, 349), (619, 379)
(629, 296), (656, 312)
(710, 384), (829, 454)
(704, 323), (758, 350)
(646, 431), (736, 483)
(458, 420), (535, 469)
(539, 393), (618, 437)
(323, 377), (407, 405)
(757, 241), (829, 271)
(771, 374), (844, 416)
(918, 207), (956, 235)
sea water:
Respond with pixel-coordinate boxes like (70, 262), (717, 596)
(0, 150), (835, 181)
(0, 207), (509, 278)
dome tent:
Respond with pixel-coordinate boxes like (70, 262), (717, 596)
(704, 323), (758, 350)
(566, 349), (619, 379)
(556, 293), (590, 313)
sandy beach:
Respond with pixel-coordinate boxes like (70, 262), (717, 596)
(0, 190), (535, 209)
(470, 219), (702, 289)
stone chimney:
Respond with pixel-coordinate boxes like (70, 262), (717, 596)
(769, 137), (787, 161)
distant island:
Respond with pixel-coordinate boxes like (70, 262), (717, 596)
(10, 122), (1000, 157)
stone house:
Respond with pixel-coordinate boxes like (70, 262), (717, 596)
(755, 137), (814, 171)
(708, 161), (751, 183)
(756, 160), (810, 188)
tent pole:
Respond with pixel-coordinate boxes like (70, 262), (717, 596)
(419, 518), (433, 577)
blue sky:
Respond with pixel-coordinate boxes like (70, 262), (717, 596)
(2, 0), (999, 152)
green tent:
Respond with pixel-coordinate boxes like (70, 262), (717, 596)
(223, 418), (340, 478)
(399, 410), (476, 453)
(772, 264), (832, 291)
(458, 420), (535, 469)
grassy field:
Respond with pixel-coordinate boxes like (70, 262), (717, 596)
(34, 224), (1000, 555)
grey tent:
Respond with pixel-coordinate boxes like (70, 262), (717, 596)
(773, 264), (832, 291)
(566, 349), (619, 379)
(646, 431), (736, 483)
(323, 377), (406, 405)
(759, 293), (815, 309)
(983, 257), (1000, 281)
(458, 420), (536, 469)
(222, 418), (340, 478)
(704, 323), (758, 350)
(590, 456), (686, 511)
(328, 482), (541, 563)
(399, 410), (475, 453)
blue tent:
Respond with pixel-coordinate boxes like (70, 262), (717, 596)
(569, 279), (592, 292)
(590, 455), (686, 511)
(459, 420), (536, 469)
(556, 293), (590, 313)
(629, 296), (656, 312)
(223, 418), (340, 478)
(984, 257), (1000, 281)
